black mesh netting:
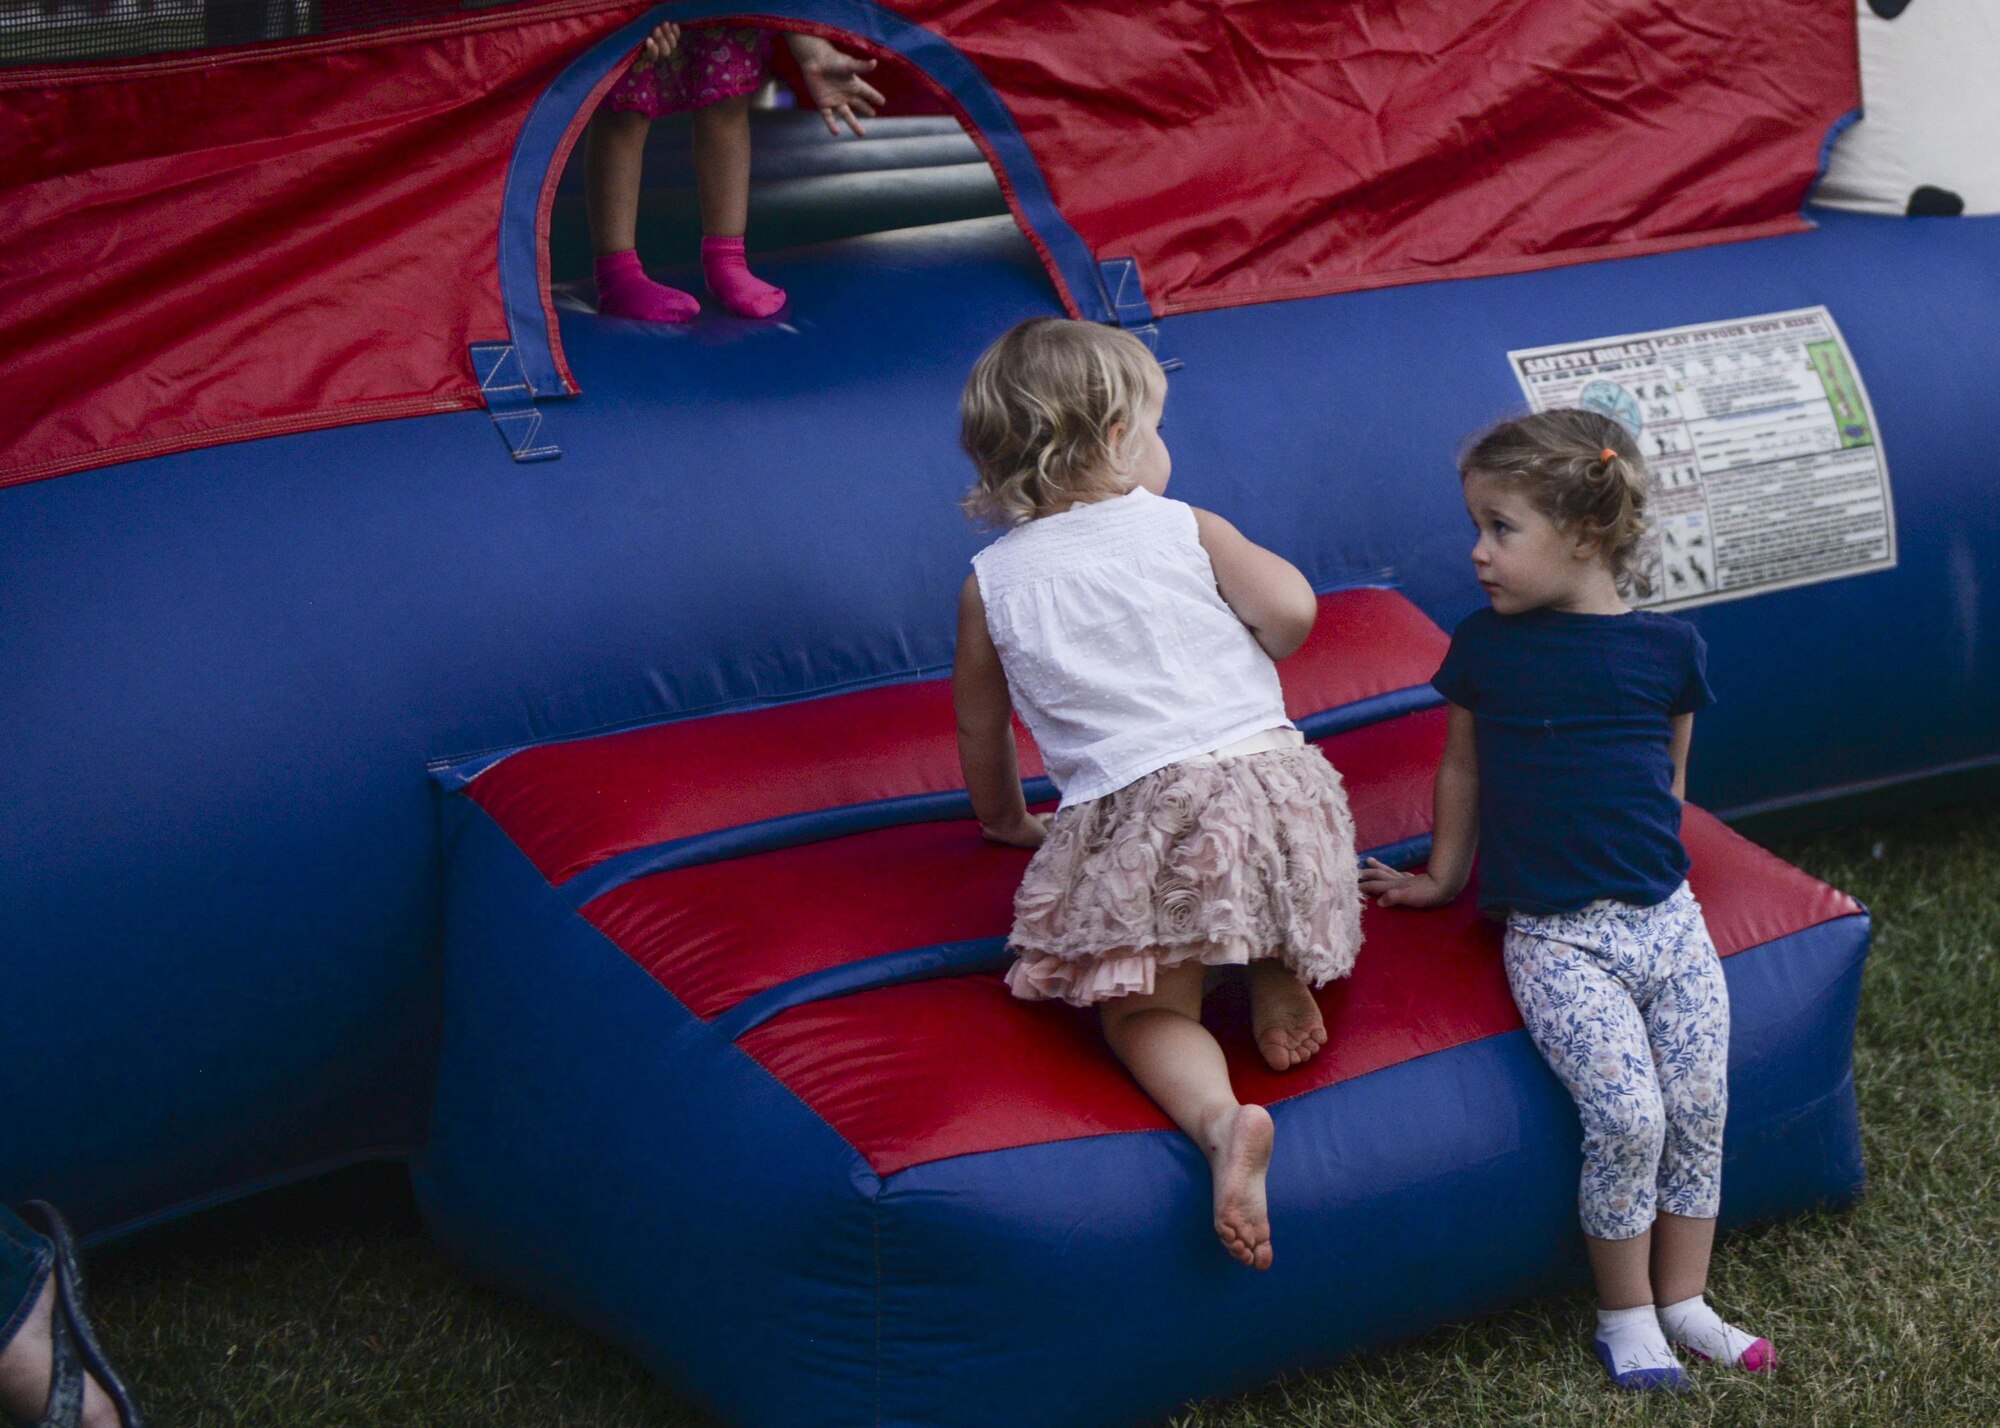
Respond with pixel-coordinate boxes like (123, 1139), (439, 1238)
(0, 1), (626, 69)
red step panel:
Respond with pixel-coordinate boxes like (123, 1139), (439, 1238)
(1278, 586), (1450, 719)
(585, 819), (1035, 1022)
(1337, 705), (1446, 855)
(583, 714), (1446, 1021)
(734, 808), (1862, 1175)
(470, 587), (1449, 885)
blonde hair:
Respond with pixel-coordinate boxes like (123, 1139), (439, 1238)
(959, 318), (1162, 526)
(1460, 408), (1654, 597)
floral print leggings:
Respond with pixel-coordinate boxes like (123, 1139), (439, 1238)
(1504, 883), (1730, 1241)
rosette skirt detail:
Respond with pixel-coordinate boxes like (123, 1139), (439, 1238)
(1006, 746), (1363, 1006)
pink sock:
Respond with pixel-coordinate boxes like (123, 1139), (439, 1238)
(594, 250), (699, 323)
(701, 235), (787, 318)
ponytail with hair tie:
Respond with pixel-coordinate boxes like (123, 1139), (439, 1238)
(1458, 407), (1655, 598)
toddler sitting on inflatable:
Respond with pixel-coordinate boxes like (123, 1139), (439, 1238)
(1361, 410), (1776, 1391)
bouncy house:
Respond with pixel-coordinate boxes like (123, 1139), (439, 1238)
(2, 1), (1994, 1423)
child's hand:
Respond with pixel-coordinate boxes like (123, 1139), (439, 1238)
(1358, 858), (1456, 909)
(639, 20), (680, 66)
(785, 34), (886, 137)
(980, 812), (1048, 850)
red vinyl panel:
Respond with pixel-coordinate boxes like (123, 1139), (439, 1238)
(472, 587), (1447, 884)
(4, 1), (1856, 485)
(580, 705), (1444, 1018)
(0, 2), (644, 489)
(735, 806), (1861, 1175)
(583, 818), (1034, 1020)
(890, 0), (1857, 316)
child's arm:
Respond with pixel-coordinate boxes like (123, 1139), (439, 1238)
(783, 33), (887, 138)
(954, 575), (1047, 849)
(1192, 509), (1318, 660)
(1358, 703), (1478, 908)
(1669, 712), (1694, 801)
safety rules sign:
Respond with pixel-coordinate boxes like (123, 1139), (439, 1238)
(1508, 307), (1895, 610)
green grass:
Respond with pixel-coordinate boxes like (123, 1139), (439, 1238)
(84, 795), (2000, 1426)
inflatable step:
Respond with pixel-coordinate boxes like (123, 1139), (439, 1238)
(417, 584), (1871, 1427)
(445, 585), (1447, 885)
(572, 701), (1446, 1028)
(721, 806), (1859, 1174)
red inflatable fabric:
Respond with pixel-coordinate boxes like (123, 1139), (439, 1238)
(467, 586), (1448, 884)
(578, 706), (1442, 1020)
(0, 2), (645, 490)
(454, 576), (1859, 1176)
(733, 808), (1861, 1176)
(891, 0), (1857, 316)
(3, 1), (1856, 487)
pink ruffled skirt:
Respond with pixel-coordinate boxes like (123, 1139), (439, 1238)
(1006, 744), (1364, 1006)
(604, 25), (774, 118)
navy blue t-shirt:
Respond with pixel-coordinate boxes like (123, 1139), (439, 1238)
(1431, 607), (1715, 916)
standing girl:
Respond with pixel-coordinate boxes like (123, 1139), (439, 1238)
(1359, 409), (1774, 1391)
(953, 319), (1364, 1271)
(586, 22), (886, 322)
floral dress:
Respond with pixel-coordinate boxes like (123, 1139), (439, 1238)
(603, 25), (774, 117)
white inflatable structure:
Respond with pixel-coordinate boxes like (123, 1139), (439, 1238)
(1818, 0), (2000, 215)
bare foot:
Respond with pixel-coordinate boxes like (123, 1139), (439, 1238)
(1249, 962), (1327, 1071)
(1204, 1103), (1275, 1270)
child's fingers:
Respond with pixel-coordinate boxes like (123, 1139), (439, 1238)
(822, 106), (865, 138)
(641, 22), (678, 62)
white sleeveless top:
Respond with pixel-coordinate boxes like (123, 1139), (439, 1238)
(971, 487), (1294, 808)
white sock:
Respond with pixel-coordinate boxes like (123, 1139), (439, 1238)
(1595, 1304), (1682, 1376)
(1658, 1294), (1763, 1365)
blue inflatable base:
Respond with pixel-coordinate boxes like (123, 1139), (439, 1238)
(7, 205), (1963, 1240)
(416, 795), (1866, 1427)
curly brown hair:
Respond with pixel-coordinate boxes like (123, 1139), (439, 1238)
(1459, 408), (1654, 597)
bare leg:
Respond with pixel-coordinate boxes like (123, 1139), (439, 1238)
(1584, 1225), (1693, 1389)
(1100, 963), (1275, 1270)
(1585, 1228), (1655, 1310)
(1653, 1213), (1774, 1369)
(584, 107), (651, 257)
(0, 1276), (118, 1428)
(585, 105), (699, 322)
(1651, 1211), (1714, 1305)
(691, 92), (753, 237)
(1246, 960), (1327, 1071)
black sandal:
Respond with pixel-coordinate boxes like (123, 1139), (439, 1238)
(13, 1259), (82, 1428)
(15, 1203), (147, 1428)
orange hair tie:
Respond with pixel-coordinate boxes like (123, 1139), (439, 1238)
(1600, 447), (1618, 463)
